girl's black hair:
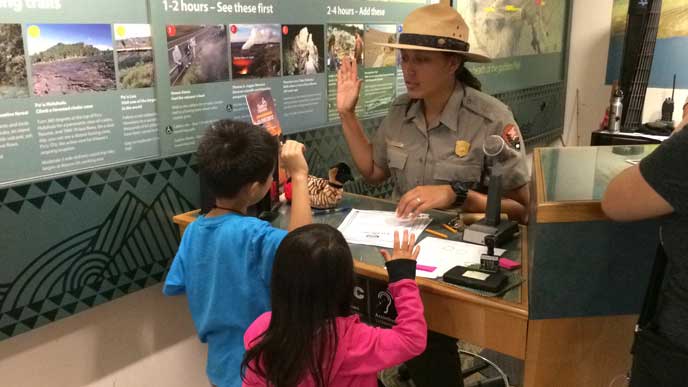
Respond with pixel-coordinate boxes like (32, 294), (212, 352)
(241, 224), (354, 387)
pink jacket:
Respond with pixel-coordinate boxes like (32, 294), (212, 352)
(242, 279), (427, 387)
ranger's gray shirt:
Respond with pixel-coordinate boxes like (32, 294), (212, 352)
(372, 83), (529, 199)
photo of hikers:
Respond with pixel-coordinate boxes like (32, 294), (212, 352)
(166, 24), (229, 86)
(327, 24), (364, 71)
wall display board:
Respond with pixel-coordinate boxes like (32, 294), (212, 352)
(0, 0), (160, 187)
(0, 0), (201, 342)
(605, 0), (688, 89)
(0, 0), (429, 186)
(455, 0), (567, 94)
(0, 0), (572, 342)
(147, 0), (429, 156)
(0, 0), (431, 342)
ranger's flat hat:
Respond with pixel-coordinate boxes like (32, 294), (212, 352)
(379, 3), (491, 63)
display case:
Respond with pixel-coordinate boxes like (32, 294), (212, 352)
(530, 145), (660, 319)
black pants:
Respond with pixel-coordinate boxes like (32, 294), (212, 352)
(630, 330), (688, 387)
(406, 330), (464, 387)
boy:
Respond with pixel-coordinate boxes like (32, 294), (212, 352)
(163, 120), (311, 387)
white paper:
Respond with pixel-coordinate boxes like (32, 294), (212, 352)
(415, 237), (506, 278)
(337, 209), (432, 248)
(463, 270), (491, 281)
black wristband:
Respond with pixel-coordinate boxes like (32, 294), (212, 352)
(451, 181), (469, 207)
(386, 259), (417, 282)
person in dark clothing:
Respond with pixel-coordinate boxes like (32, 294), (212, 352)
(602, 129), (688, 386)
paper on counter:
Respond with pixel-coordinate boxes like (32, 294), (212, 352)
(337, 209), (432, 248)
(415, 237), (506, 278)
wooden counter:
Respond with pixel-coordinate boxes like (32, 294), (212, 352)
(173, 184), (640, 386)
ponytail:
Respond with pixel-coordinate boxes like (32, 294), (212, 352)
(443, 52), (482, 91)
(456, 66), (482, 91)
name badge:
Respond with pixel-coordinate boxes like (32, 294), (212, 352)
(386, 139), (404, 148)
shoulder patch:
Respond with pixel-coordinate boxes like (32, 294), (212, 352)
(463, 87), (511, 123)
(502, 124), (522, 152)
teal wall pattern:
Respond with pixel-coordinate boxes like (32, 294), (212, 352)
(0, 118), (394, 341)
(0, 156), (199, 340)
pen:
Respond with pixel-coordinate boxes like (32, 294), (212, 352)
(425, 229), (448, 239)
(312, 206), (352, 215)
(441, 224), (458, 234)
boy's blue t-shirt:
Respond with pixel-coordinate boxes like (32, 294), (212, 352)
(163, 213), (287, 387)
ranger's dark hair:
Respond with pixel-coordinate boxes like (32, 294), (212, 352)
(444, 52), (482, 91)
(197, 119), (278, 199)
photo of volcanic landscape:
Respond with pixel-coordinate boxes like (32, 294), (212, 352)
(28, 24), (116, 96)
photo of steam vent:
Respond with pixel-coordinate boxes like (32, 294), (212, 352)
(230, 24), (281, 79)
(0, 24), (28, 99)
(166, 24), (229, 86)
(28, 24), (116, 96)
(282, 25), (324, 76)
(327, 24), (364, 71)
(115, 24), (154, 89)
(364, 24), (397, 68)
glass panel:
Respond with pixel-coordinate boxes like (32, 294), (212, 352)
(539, 145), (658, 202)
(273, 194), (523, 304)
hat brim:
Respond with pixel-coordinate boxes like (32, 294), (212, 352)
(376, 42), (491, 63)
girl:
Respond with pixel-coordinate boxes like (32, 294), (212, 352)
(241, 224), (426, 387)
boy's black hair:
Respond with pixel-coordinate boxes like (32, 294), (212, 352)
(197, 119), (279, 199)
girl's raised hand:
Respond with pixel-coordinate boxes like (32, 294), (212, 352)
(380, 230), (421, 262)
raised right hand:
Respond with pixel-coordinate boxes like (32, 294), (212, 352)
(380, 230), (421, 262)
(280, 140), (308, 179)
(336, 57), (363, 115)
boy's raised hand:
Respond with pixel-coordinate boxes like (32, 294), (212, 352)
(380, 230), (421, 262)
(280, 140), (308, 179)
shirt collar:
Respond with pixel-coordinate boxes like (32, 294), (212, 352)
(404, 82), (464, 132)
(439, 83), (464, 132)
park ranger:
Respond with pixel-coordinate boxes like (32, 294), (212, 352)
(337, 3), (529, 224)
(336, 4), (530, 387)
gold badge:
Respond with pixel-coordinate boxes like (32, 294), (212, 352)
(455, 140), (470, 157)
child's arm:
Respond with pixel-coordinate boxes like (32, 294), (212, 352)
(339, 231), (427, 375)
(281, 140), (312, 231)
(162, 236), (188, 296)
